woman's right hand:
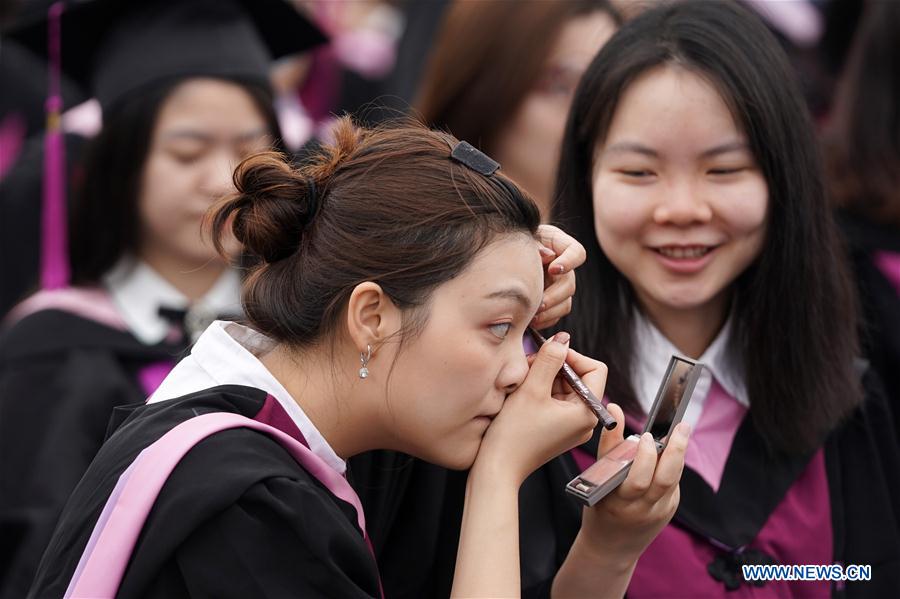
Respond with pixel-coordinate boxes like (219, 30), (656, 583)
(472, 333), (604, 488)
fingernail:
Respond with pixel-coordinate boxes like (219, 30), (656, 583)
(538, 302), (547, 313)
(675, 422), (692, 439)
(641, 432), (654, 448)
(551, 331), (570, 345)
(538, 246), (556, 257)
(554, 264), (566, 274)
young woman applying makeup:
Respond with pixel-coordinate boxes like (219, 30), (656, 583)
(26, 118), (687, 598)
(551, 1), (900, 596)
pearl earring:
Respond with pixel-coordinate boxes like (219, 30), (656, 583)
(359, 344), (372, 379)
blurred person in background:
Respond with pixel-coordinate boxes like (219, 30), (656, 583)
(0, 1), (323, 595)
(824, 0), (900, 431)
(415, 0), (621, 219)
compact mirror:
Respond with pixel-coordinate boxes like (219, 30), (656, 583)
(564, 355), (704, 507)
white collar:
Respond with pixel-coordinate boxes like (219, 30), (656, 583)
(149, 321), (346, 474)
(632, 310), (748, 429)
(103, 256), (242, 345)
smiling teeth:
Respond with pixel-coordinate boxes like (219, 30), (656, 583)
(657, 246), (710, 259)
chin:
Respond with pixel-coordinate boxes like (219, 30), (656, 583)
(178, 245), (229, 268)
(426, 443), (479, 471)
(651, 286), (719, 311)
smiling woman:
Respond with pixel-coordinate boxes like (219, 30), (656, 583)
(591, 66), (768, 356)
(550, 1), (900, 596)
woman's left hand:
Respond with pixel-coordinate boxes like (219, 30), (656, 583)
(533, 224), (585, 330)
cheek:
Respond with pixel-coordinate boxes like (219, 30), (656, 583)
(592, 176), (650, 243)
(397, 339), (497, 422)
(139, 158), (186, 218)
(716, 177), (769, 235)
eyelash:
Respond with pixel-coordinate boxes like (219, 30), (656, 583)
(708, 167), (745, 175)
(489, 323), (512, 339)
(620, 169), (655, 179)
(171, 152), (203, 164)
(618, 167), (746, 177)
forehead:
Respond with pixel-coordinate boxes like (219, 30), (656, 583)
(547, 11), (617, 67)
(602, 66), (744, 150)
(154, 78), (268, 134)
(433, 234), (544, 311)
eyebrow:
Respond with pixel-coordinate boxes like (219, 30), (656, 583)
(698, 140), (750, 158)
(603, 140), (750, 159)
(603, 141), (658, 158)
(162, 128), (270, 144)
(483, 288), (536, 311)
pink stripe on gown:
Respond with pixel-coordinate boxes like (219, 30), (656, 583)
(7, 287), (177, 396)
(873, 250), (900, 297)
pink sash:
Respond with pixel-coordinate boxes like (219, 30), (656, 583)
(65, 411), (381, 598)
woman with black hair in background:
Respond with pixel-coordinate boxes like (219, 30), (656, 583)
(824, 1), (900, 432)
(0, 1), (322, 594)
(551, 1), (900, 595)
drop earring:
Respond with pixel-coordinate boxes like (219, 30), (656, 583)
(359, 344), (372, 379)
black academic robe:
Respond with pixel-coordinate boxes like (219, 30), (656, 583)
(838, 211), (900, 430)
(350, 366), (900, 598)
(0, 308), (185, 597)
(27, 385), (380, 598)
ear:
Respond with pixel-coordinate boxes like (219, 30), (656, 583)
(345, 282), (402, 355)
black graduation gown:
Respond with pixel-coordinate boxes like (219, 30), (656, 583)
(0, 308), (186, 597)
(350, 366), (900, 598)
(838, 211), (900, 430)
(27, 385), (380, 598)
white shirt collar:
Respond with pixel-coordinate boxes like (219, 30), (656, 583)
(149, 321), (346, 474)
(103, 256), (242, 344)
(632, 310), (748, 429)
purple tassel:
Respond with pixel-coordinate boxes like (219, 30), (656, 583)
(41, 1), (69, 290)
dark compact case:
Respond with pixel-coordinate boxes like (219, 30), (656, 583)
(565, 355), (704, 506)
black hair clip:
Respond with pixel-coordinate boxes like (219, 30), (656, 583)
(448, 140), (534, 222)
(450, 141), (500, 176)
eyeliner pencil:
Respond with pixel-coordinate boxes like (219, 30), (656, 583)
(527, 327), (618, 431)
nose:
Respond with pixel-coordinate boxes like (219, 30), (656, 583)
(653, 176), (713, 226)
(498, 341), (531, 394)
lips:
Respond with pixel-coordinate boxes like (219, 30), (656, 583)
(650, 244), (721, 274)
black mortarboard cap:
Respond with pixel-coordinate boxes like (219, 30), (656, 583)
(4, 0), (327, 110)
